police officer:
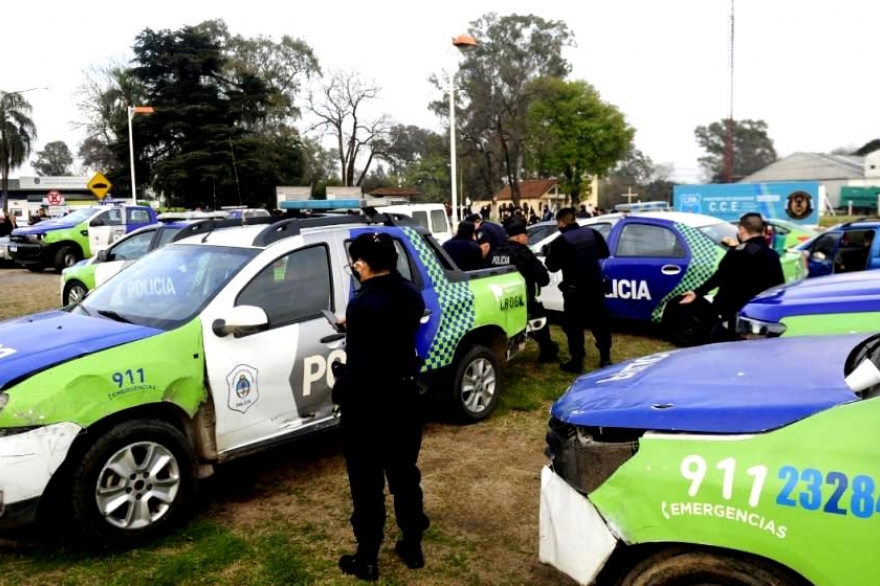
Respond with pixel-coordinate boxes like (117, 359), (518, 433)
(544, 207), (612, 372)
(680, 212), (785, 343)
(467, 213), (507, 256)
(442, 221), (485, 271)
(488, 221), (559, 362)
(331, 232), (429, 581)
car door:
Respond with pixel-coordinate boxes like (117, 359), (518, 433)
(88, 208), (125, 252)
(603, 221), (688, 321)
(803, 231), (842, 277)
(204, 241), (341, 454)
(93, 228), (158, 288)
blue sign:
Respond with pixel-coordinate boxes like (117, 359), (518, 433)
(673, 181), (821, 225)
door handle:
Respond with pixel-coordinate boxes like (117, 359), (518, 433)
(320, 333), (346, 344)
(661, 265), (682, 276)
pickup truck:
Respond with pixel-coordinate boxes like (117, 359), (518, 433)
(9, 204), (158, 272)
(0, 205), (532, 546)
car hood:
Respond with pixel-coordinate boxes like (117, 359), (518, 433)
(741, 271), (880, 321)
(12, 216), (85, 235)
(551, 335), (865, 434)
(0, 310), (163, 390)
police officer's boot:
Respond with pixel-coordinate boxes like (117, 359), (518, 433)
(560, 358), (584, 374)
(395, 539), (425, 569)
(339, 548), (379, 581)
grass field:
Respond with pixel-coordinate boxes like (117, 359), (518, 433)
(0, 268), (673, 586)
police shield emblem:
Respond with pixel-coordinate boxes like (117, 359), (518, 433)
(226, 364), (260, 414)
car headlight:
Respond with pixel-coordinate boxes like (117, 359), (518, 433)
(26, 233), (44, 243)
(735, 315), (786, 339)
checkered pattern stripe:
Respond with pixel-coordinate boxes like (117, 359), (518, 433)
(402, 227), (476, 370)
(651, 223), (725, 322)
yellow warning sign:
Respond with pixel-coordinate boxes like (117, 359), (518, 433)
(88, 172), (113, 200)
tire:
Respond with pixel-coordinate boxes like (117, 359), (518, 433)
(54, 245), (80, 271)
(614, 548), (800, 586)
(26, 264), (45, 273)
(63, 280), (89, 305)
(450, 345), (501, 423)
(70, 419), (197, 548)
(663, 299), (712, 347)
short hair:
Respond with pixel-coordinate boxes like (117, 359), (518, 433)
(556, 207), (576, 224)
(349, 232), (398, 272)
(738, 213), (766, 236)
(456, 220), (477, 239)
(505, 221), (528, 237)
(465, 213), (482, 224)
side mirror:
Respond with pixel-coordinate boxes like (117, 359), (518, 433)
(212, 305), (269, 337)
(96, 250), (109, 262)
(811, 251), (827, 262)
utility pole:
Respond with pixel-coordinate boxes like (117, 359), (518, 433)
(724, 0), (735, 183)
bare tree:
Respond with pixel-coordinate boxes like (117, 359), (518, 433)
(307, 70), (390, 187)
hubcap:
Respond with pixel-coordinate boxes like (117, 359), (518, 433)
(68, 285), (86, 303)
(95, 441), (181, 530)
(64, 253), (77, 267)
(461, 358), (496, 414)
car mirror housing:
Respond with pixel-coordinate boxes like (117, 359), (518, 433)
(212, 305), (269, 337)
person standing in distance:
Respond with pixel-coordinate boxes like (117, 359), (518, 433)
(679, 212), (785, 343)
(487, 221), (559, 362)
(331, 232), (429, 581)
(544, 208), (612, 372)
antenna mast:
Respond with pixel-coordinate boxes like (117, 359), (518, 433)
(724, 0), (735, 183)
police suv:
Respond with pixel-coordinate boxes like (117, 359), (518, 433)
(0, 202), (533, 546)
(528, 210), (807, 345)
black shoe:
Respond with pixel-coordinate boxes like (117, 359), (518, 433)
(560, 360), (584, 374)
(339, 554), (379, 581)
(395, 540), (425, 569)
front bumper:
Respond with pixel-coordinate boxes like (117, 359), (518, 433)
(0, 422), (82, 529)
(539, 466), (618, 585)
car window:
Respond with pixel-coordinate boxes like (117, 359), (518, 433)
(126, 208), (152, 224)
(155, 227), (182, 248)
(527, 224), (559, 246)
(430, 210), (448, 234)
(109, 230), (155, 260)
(810, 232), (841, 256)
(616, 223), (685, 258)
(591, 222), (612, 240)
(237, 245), (333, 328)
(411, 211), (430, 231)
(91, 208), (124, 227)
(700, 222), (741, 246)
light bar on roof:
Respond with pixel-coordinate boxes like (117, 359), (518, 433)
(615, 201), (671, 213)
(157, 211), (230, 221)
(279, 198), (391, 210)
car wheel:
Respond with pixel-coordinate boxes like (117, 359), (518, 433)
(663, 299), (711, 347)
(54, 245), (80, 271)
(614, 548), (801, 586)
(26, 264), (45, 273)
(450, 345), (501, 423)
(64, 281), (89, 305)
(70, 419), (197, 548)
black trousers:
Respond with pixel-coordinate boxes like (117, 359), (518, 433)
(341, 407), (429, 560)
(562, 290), (612, 362)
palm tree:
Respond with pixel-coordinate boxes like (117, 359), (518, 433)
(0, 92), (38, 213)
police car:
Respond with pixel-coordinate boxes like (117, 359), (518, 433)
(528, 210), (807, 345)
(797, 217), (880, 277)
(541, 332), (880, 586)
(0, 201), (532, 546)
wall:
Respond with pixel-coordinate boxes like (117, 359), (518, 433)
(866, 150), (880, 179)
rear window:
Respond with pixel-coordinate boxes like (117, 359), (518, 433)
(699, 222), (740, 246)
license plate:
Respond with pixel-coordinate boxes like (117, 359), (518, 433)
(8, 245), (16, 252)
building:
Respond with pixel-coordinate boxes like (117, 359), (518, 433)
(740, 152), (880, 208)
(2, 176), (99, 220)
(469, 178), (599, 220)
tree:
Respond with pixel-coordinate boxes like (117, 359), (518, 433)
(855, 139), (880, 157)
(694, 118), (777, 183)
(0, 92), (37, 213)
(609, 148), (655, 186)
(433, 13), (574, 205)
(526, 78), (633, 204)
(307, 70), (390, 187)
(32, 141), (73, 176)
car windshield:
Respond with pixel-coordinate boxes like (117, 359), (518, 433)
(71, 244), (258, 329)
(527, 223), (559, 246)
(52, 208), (98, 224)
(698, 222), (740, 246)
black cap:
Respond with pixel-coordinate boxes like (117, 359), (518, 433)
(505, 221), (528, 237)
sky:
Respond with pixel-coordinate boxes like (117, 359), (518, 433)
(3, 0), (879, 184)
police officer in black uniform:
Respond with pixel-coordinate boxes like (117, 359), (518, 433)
(487, 221), (559, 362)
(544, 207), (612, 372)
(680, 212), (785, 343)
(442, 221), (485, 271)
(331, 232), (429, 581)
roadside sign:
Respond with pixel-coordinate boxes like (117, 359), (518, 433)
(88, 172), (113, 200)
(47, 190), (64, 206)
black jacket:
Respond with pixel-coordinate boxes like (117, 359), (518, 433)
(544, 223), (609, 291)
(488, 240), (550, 312)
(478, 221), (508, 252)
(442, 236), (485, 271)
(695, 236), (785, 320)
(334, 272), (425, 411)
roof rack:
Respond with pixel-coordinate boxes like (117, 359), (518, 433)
(170, 216), (276, 242)
(614, 201), (670, 213)
(158, 211), (229, 222)
(278, 198), (392, 211)
(252, 212), (419, 247)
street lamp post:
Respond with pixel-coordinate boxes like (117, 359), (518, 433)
(127, 105), (154, 205)
(449, 34), (477, 224)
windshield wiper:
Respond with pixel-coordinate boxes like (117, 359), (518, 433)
(97, 310), (133, 324)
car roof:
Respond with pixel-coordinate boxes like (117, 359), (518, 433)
(528, 211), (722, 229)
